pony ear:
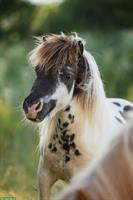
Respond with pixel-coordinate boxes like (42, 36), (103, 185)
(42, 36), (47, 42)
(78, 40), (84, 57)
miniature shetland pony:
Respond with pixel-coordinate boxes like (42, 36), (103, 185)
(23, 33), (133, 200)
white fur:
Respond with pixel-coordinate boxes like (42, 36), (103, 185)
(49, 81), (75, 117)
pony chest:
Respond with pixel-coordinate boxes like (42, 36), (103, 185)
(45, 108), (82, 169)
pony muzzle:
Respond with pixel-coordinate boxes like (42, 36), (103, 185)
(23, 99), (44, 120)
(23, 97), (57, 122)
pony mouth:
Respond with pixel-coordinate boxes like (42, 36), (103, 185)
(28, 99), (57, 123)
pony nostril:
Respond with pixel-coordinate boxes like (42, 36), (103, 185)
(35, 101), (41, 111)
(23, 98), (44, 120)
(25, 101), (43, 120)
(34, 99), (44, 112)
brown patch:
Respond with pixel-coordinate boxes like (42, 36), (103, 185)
(29, 34), (84, 72)
(76, 188), (91, 200)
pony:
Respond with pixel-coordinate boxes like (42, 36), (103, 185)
(23, 33), (133, 200)
(57, 119), (133, 200)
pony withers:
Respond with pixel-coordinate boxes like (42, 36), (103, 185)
(23, 33), (133, 200)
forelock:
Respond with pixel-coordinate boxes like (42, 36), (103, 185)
(29, 33), (85, 72)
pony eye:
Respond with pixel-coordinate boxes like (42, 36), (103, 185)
(59, 70), (71, 80)
(65, 74), (71, 80)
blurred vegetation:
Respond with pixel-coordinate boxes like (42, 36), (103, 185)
(0, 0), (133, 199)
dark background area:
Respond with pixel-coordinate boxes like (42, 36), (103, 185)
(0, 0), (133, 199)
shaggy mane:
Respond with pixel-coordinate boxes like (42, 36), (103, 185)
(29, 33), (84, 72)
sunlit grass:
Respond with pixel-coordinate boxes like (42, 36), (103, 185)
(0, 181), (66, 200)
(0, 190), (36, 200)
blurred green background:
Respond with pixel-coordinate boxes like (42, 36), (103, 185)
(0, 0), (133, 199)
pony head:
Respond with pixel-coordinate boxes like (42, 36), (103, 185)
(23, 33), (92, 122)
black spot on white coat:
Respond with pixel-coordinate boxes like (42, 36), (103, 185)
(75, 149), (81, 156)
(51, 146), (57, 152)
(65, 105), (71, 112)
(70, 142), (76, 149)
(124, 105), (133, 112)
(63, 122), (69, 128)
(58, 118), (61, 124)
(62, 130), (67, 135)
(119, 111), (125, 117)
(115, 116), (123, 124)
(59, 140), (62, 145)
(63, 143), (70, 151)
(68, 114), (75, 123)
(65, 155), (70, 163)
(48, 143), (52, 149)
(113, 102), (121, 107)
(61, 135), (69, 142)
(69, 134), (75, 141)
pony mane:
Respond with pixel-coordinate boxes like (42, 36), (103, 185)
(75, 51), (107, 124)
(29, 33), (84, 72)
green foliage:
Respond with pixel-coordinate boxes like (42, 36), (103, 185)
(0, 0), (34, 39)
(53, 0), (133, 31)
(0, 39), (37, 199)
(81, 31), (133, 100)
(1, 0), (133, 39)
